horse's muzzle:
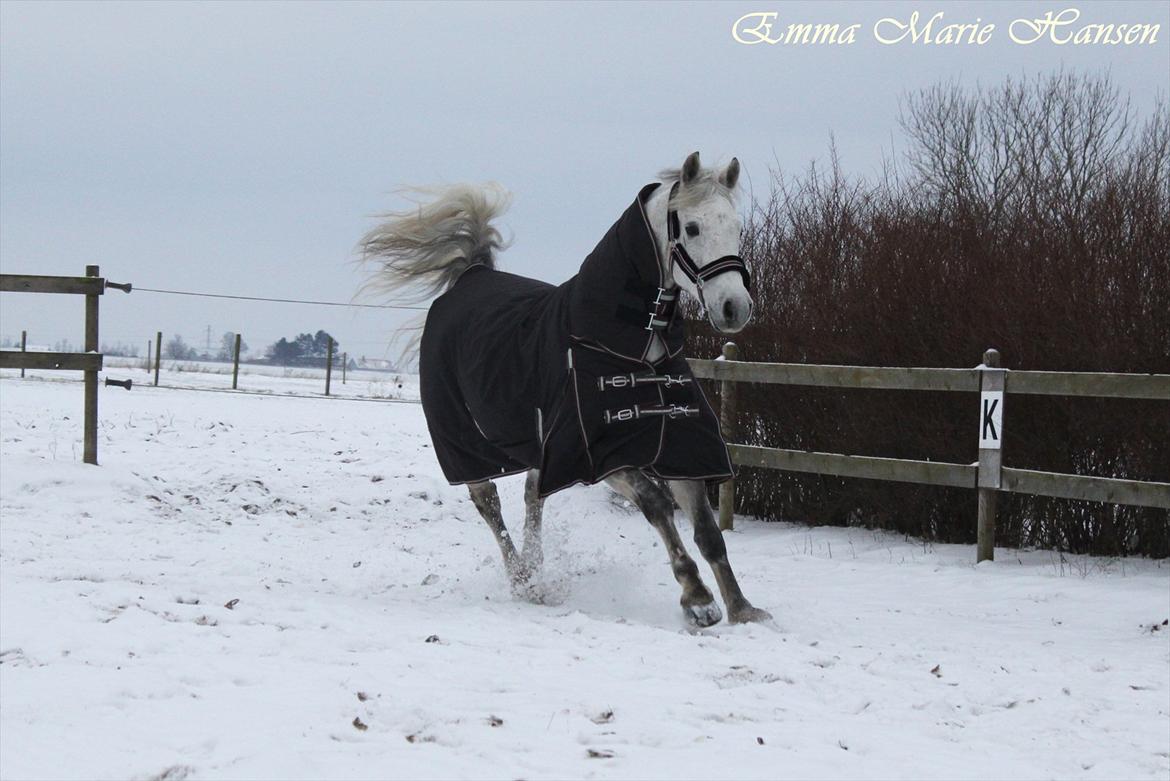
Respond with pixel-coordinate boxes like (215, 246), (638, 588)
(710, 294), (753, 333)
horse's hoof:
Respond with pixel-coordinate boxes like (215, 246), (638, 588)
(684, 601), (724, 627)
(512, 586), (544, 603)
(729, 605), (773, 624)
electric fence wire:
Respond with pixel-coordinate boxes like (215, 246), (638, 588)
(133, 287), (428, 311)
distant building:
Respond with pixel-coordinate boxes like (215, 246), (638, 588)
(356, 356), (397, 372)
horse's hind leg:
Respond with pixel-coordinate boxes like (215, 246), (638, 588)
(467, 480), (525, 585)
(606, 469), (722, 627)
(669, 479), (772, 624)
(520, 469), (544, 577)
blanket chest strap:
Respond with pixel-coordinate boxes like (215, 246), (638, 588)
(603, 404), (700, 424)
(597, 372), (692, 391)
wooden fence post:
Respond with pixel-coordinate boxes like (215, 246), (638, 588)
(977, 348), (1005, 562)
(231, 333), (242, 390)
(324, 337), (334, 396)
(20, 330), (26, 378)
(83, 266), (99, 465)
(342, 352), (347, 385)
(718, 341), (739, 531)
(153, 331), (162, 386)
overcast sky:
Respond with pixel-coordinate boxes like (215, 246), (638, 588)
(2, 1), (1167, 363)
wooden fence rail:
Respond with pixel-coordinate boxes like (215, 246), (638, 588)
(0, 352), (103, 372)
(0, 274), (107, 296)
(688, 344), (1170, 562)
(689, 358), (1170, 399)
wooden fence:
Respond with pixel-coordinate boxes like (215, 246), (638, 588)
(144, 332), (344, 394)
(689, 343), (1170, 562)
(0, 267), (132, 464)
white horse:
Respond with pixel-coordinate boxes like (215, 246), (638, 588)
(361, 152), (770, 626)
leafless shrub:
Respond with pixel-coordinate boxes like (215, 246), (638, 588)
(690, 72), (1169, 557)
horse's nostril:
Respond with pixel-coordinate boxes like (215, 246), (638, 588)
(722, 300), (735, 321)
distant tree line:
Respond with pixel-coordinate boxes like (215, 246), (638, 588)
(264, 330), (339, 367)
(158, 330), (342, 367)
(163, 332), (250, 362)
(2, 336), (143, 357)
(7, 329), (343, 368)
(101, 342), (142, 358)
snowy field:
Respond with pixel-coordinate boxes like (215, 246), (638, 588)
(1, 373), (1168, 781)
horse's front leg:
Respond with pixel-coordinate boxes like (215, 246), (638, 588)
(520, 469), (544, 578)
(606, 469), (722, 627)
(668, 479), (772, 624)
(467, 480), (524, 586)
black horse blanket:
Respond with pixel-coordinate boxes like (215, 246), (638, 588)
(419, 183), (733, 497)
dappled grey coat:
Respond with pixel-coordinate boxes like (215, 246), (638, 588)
(419, 184), (733, 497)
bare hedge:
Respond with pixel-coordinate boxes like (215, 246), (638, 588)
(689, 72), (1169, 557)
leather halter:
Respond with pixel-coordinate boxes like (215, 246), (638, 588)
(665, 181), (751, 317)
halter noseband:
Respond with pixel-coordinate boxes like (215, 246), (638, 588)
(665, 181), (751, 318)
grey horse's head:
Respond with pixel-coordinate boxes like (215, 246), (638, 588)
(660, 152), (751, 333)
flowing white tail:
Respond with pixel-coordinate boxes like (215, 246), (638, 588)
(358, 183), (511, 305)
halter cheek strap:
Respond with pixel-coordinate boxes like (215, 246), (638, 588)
(665, 182), (751, 318)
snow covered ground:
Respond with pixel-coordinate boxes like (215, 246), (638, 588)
(1, 373), (1168, 780)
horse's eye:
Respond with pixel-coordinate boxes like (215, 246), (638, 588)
(685, 222), (700, 237)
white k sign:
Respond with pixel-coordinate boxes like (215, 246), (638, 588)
(979, 391), (1004, 449)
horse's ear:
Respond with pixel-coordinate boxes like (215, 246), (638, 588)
(720, 157), (740, 189)
(681, 151), (701, 185)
